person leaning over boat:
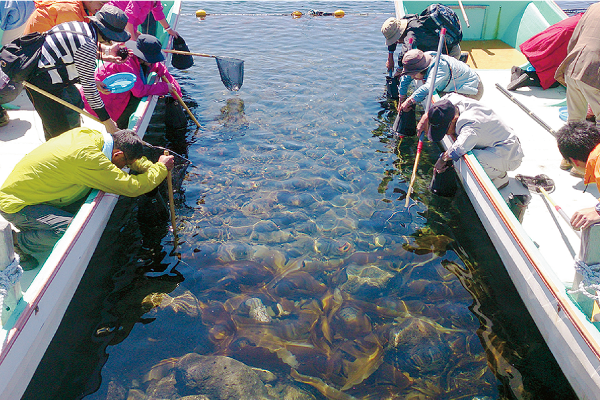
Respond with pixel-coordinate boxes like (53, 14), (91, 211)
(381, 7), (462, 76)
(0, 127), (174, 269)
(23, 4), (129, 139)
(507, 12), (583, 91)
(397, 49), (482, 113)
(556, 121), (600, 230)
(555, 3), (600, 127)
(79, 34), (182, 129)
(110, 1), (178, 41)
(423, 93), (524, 190)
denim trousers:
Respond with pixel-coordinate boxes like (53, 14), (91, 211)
(0, 204), (74, 263)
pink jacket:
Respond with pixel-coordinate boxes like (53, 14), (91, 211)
(109, 1), (166, 29)
(81, 56), (182, 121)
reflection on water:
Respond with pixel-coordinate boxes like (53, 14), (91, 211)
(25, 2), (577, 400)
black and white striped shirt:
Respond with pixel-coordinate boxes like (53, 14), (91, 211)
(37, 21), (109, 121)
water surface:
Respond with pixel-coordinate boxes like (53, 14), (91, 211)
(25, 2), (579, 399)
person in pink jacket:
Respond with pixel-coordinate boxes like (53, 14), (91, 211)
(110, 1), (178, 40)
(81, 34), (182, 128)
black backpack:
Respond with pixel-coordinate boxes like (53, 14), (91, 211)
(420, 4), (463, 49)
(0, 32), (47, 83)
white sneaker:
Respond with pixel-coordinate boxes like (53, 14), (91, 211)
(492, 172), (509, 189)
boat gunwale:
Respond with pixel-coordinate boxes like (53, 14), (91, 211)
(395, 0), (600, 397)
(0, 1), (182, 398)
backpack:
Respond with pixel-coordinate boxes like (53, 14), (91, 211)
(0, 32), (47, 83)
(420, 4), (463, 49)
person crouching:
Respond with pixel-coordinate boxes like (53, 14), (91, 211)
(80, 34), (182, 129)
(424, 93), (523, 189)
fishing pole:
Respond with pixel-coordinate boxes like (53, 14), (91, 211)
(405, 28), (446, 208)
(495, 83), (556, 136)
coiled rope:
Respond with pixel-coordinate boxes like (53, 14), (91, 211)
(0, 253), (22, 312)
(568, 259), (600, 301)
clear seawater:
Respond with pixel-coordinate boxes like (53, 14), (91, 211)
(24, 2), (585, 399)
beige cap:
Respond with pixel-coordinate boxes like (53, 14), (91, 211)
(381, 17), (408, 46)
(401, 49), (433, 76)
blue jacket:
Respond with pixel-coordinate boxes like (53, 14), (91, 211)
(399, 52), (480, 103)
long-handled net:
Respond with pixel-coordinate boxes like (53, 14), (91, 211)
(164, 49), (245, 91)
(215, 57), (244, 91)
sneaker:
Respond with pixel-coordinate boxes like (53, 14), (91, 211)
(560, 158), (572, 170)
(493, 172), (509, 189)
(507, 73), (530, 91)
(0, 107), (9, 127)
(570, 166), (585, 178)
(510, 66), (523, 82)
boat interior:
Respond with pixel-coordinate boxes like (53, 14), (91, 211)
(398, 0), (600, 320)
(0, 1), (178, 331)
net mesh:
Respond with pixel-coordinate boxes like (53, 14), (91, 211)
(216, 57), (244, 91)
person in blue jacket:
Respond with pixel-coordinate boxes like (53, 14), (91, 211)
(397, 49), (482, 112)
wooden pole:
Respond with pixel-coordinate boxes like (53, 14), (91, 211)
(164, 150), (178, 247)
(23, 82), (102, 123)
(404, 29), (446, 208)
(162, 76), (201, 128)
(163, 48), (215, 59)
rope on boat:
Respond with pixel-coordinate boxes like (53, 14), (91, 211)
(568, 259), (600, 301)
(0, 253), (22, 311)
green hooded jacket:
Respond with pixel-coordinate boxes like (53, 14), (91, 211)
(0, 127), (167, 213)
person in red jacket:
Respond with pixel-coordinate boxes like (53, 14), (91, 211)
(508, 13), (583, 91)
(81, 34), (182, 128)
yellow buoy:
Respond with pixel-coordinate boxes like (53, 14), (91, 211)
(292, 10), (302, 18)
(196, 9), (207, 18)
(334, 9), (345, 18)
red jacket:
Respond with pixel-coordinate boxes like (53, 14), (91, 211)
(520, 13), (583, 89)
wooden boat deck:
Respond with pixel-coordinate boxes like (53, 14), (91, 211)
(462, 39), (528, 69)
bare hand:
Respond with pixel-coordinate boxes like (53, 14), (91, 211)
(158, 154), (175, 171)
(103, 118), (118, 134)
(100, 44), (128, 64)
(571, 207), (600, 230)
(434, 153), (451, 173)
(96, 81), (110, 95)
(166, 28), (179, 38)
(398, 98), (414, 112)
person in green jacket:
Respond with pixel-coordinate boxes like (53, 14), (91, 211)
(0, 127), (174, 269)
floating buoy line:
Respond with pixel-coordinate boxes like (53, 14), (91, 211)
(193, 9), (392, 19)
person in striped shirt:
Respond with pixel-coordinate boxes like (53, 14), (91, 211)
(26, 3), (129, 139)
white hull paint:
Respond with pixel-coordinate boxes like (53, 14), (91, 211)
(0, 2), (181, 398)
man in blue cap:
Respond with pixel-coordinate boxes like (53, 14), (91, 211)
(426, 93), (524, 189)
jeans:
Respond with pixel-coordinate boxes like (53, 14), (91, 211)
(0, 204), (75, 263)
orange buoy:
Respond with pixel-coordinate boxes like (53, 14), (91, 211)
(334, 9), (345, 18)
(292, 10), (302, 18)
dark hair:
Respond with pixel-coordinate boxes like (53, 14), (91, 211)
(556, 121), (600, 162)
(113, 129), (144, 161)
